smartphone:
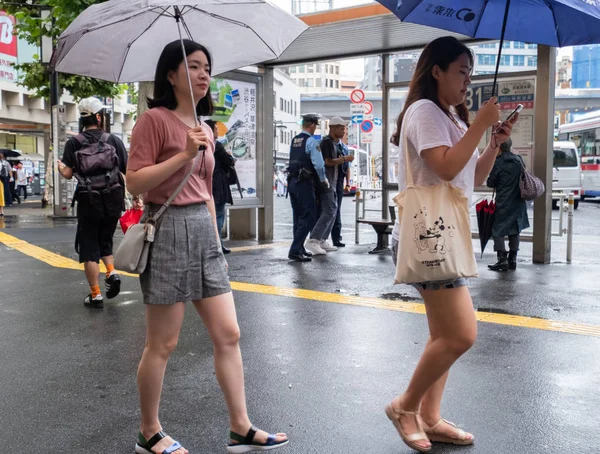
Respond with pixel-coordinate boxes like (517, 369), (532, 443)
(505, 104), (523, 123)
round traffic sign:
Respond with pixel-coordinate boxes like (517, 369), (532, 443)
(361, 120), (374, 133)
(350, 89), (365, 104)
(364, 101), (373, 115)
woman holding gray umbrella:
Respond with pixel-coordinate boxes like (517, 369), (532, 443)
(486, 138), (530, 271)
(127, 40), (288, 454)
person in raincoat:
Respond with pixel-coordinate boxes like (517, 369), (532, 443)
(486, 138), (530, 271)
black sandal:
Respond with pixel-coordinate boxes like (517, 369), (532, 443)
(135, 431), (185, 454)
(227, 425), (289, 453)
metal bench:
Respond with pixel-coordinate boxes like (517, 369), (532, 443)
(356, 206), (396, 254)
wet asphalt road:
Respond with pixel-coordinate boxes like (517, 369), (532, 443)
(1, 199), (600, 453)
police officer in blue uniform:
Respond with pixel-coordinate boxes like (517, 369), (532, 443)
(287, 114), (328, 262)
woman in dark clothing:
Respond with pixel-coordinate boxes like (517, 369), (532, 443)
(486, 138), (530, 271)
(205, 119), (234, 254)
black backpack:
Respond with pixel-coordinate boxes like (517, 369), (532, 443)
(72, 133), (124, 219)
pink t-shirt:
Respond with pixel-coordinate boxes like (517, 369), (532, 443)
(128, 107), (215, 205)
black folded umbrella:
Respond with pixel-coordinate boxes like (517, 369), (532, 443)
(476, 198), (496, 258)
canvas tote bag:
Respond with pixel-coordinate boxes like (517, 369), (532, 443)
(393, 119), (478, 284)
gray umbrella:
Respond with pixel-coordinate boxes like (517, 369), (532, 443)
(51, 0), (308, 128)
(51, 0), (308, 82)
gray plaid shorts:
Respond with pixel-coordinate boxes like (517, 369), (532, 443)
(140, 203), (231, 304)
(391, 238), (468, 291)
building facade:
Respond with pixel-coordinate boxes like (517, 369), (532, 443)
(288, 62), (343, 92)
(572, 45), (600, 89)
(471, 41), (539, 75)
(273, 69), (301, 166)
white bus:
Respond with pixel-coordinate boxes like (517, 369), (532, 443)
(558, 117), (600, 199)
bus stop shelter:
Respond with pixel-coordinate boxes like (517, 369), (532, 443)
(229, 4), (556, 264)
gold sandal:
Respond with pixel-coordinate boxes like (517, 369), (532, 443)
(384, 403), (431, 453)
(423, 418), (474, 445)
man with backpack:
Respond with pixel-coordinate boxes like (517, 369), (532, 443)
(58, 97), (128, 308)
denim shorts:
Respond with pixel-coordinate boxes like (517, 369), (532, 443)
(391, 238), (468, 291)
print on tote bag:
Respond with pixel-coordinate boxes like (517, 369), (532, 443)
(413, 209), (457, 258)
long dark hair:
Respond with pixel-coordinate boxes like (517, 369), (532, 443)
(148, 39), (214, 116)
(391, 37), (473, 146)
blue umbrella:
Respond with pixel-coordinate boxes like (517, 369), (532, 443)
(377, 0), (600, 94)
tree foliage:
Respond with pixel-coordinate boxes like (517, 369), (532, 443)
(1, 0), (123, 100)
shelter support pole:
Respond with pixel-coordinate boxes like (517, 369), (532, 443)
(532, 45), (556, 264)
(258, 67), (275, 241)
(381, 53), (390, 222)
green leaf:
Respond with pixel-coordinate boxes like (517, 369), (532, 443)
(2, 0), (120, 101)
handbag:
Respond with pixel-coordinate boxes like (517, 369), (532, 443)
(393, 119), (478, 284)
(518, 156), (545, 201)
(114, 149), (202, 274)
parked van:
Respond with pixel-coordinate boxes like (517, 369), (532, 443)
(552, 141), (582, 210)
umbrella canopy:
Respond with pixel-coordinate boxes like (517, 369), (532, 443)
(377, 0), (600, 95)
(51, 0), (309, 82)
(377, 0), (600, 47)
(476, 197), (496, 258)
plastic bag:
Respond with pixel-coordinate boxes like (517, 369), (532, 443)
(119, 208), (144, 234)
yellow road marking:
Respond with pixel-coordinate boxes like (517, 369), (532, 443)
(0, 231), (137, 277)
(229, 241), (290, 253)
(2, 231), (599, 338)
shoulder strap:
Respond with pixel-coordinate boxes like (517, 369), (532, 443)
(149, 150), (203, 223)
(73, 134), (88, 146)
(99, 132), (111, 144)
(402, 113), (415, 186)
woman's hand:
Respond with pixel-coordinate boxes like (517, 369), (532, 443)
(493, 113), (519, 145)
(184, 126), (210, 160)
(473, 96), (501, 129)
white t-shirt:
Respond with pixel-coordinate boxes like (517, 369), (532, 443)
(392, 99), (479, 240)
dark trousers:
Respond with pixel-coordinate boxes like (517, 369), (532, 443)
(1, 176), (12, 205)
(493, 234), (520, 252)
(215, 202), (226, 248)
(17, 185), (27, 200)
(331, 183), (344, 243)
(288, 177), (316, 256)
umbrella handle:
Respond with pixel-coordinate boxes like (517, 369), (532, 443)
(174, 7), (204, 136)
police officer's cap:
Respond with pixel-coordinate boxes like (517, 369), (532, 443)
(302, 113), (321, 125)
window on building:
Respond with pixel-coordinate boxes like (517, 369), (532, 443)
(502, 41), (511, 49)
(316, 78), (321, 88)
(280, 98), (284, 111)
(294, 101), (297, 116)
(480, 43), (496, 48)
(308, 65), (314, 73)
(307, 79), (313, 87)
(478, 54), (496, 66)
(513, 55), (525, 66)
(289, 66), (296, 73)
(335, 66), (340, 75)
(513, 42), (525, 49)
(500, 55), (510, 66)
(329, 65), (334, 74)
(280, 130), (284, 144)
(528, 43), (538, 50)
(329, 79), (334, 88)
(299, 65), (306, 73)
(335, 80), (339, 89)
(325, 65), (329, 74)
(299, 78), (305, 87)
(527, 56), (537, 67)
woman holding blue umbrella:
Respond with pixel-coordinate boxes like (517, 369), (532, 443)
(387, 36), (518, 452)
